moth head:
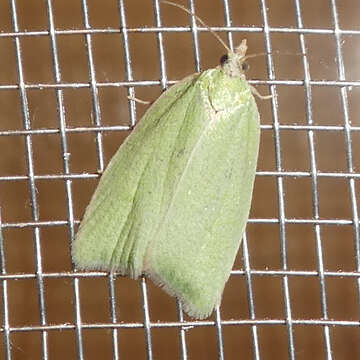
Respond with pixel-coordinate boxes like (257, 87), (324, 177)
(220, 39), (249, 78)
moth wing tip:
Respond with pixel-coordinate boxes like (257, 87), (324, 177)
(144, 268), (217, 320)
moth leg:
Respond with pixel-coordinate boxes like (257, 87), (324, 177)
(127, 96), (152, 105)
(249, 85), (272, 100)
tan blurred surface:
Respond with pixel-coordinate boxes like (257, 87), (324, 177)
(0, 0), (360, 359)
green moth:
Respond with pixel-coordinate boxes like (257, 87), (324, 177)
(72, 39), (261, 319)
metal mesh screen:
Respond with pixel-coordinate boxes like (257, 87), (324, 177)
(0, 0), (359, 359)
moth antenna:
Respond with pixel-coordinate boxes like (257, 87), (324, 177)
(242, 52), (268, 62)
(243, 50), (303, 62)
(161, 1), (231, 53)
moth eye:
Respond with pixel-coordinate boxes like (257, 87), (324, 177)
(241, 61), (250, 72)
(220, 54), (229, 66)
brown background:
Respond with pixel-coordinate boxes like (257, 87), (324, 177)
(0, 0), (360, 359)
